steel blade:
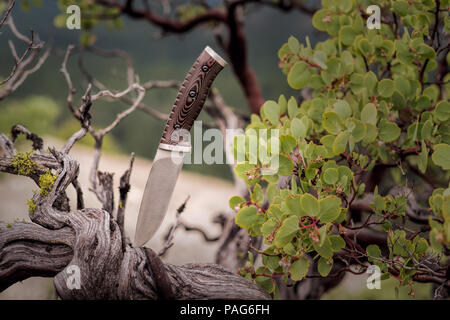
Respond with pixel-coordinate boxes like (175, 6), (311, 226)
(134, 147), (184, 247)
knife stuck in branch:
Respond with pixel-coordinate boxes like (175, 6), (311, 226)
(134, 46), (227, 247)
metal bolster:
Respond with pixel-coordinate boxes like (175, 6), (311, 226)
(205, 46), (227, 67)
(159, 143), (192, 153)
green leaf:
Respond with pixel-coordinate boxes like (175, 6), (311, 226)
(262, 254), (281, 270)
(434, 101), (450, 122)
(291, 118), (307, 139)
(333, 100), (352, 121)
(418, 141), (428, 174)
(229, 196), (245, 210)
(366, 244), (381, 262)
(261, 218), (278, 236)
(262, 100), (280, 125)
(392, 0), (409, 16)
(235, 206), (264, 229)
(255, 276), (274, 293)
(332, 131), (349, 155)
(278, 94), (287, 115)
(339, 25), (357, 46)
(312, 237), (334, 259)
(323, 112), (343, 135)
(288, 61), (311, 90)
(290, 257), (310, 281)
(285, 195), (305, 216)
(421, 119), (434, 140)
(363, 123), (378, 144)
(313, 50), (328, 69)
(287, 96), (298, 119)
(280, 135), (297, 154)
(394, 76), (411, 96)
(358, 38), (374, 55)
(300, 193), (320, 217)
(378, 120), (401, 142)
(318, 257), (333, 277)
(346, 118), (366, 143)
(329, 235), (346, 252)
(377, 79), (395, 98)
(364, 72), (378, 94)
(278, 154), (295, 176)
(431, 144), (450, 170)
(312, 9), (330, 32)
(266, 184), (279, 203)
(414, 237), (429, 256)
(318, 196), (341, 223)
(234, 163), (255, 182)
(361, 103), (377, 125)
(274, 215), (299, 248)
(288, 36), (301, 53)
(337, 0), (353, 12)
(251, 184), (264, 205)
(323, 168), (339, 185)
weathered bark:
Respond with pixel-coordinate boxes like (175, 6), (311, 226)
(0, 133), (269, 300)
(0, 219), (269, 299)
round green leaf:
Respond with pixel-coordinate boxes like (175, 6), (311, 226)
(287, 96), (298, 119)
(235, 206), (264, 229)
(434, 101), (450, 122)
(288, 61), (311, 89)
(300, 193), (320, 216)
(262, 100), (281, 125)
(366, 244), (381, 262)
(288, 36), (300, 53)
(392, 0), (409, 16)
(291, 118), (307, 139)
(431, 144), (450, 170)
(318, 257), (333, 277)
(312, 9), (330, 32)
(378, 120), (401, 142)
(323, 168), (339, 185)
(313, 50), (328, 69)
(274, 215), (299, 248)
(278, 154), (295, 176)
(333, 100), (352, 121)
(361, 103), (378, 125)
(332, 131), (349, 155)
(318, 196), (341, 223)
(378, 79), (395, 98)
(339, 26), (357, 46)
(229, 196), (245, 210)
(330, 235), (346, 252)
(323, 112), (343, 135)
(290, 257), (310, 281)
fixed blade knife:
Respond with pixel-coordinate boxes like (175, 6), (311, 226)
(134, 46), (227, 247)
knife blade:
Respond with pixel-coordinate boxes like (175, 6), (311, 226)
(134, 46), (227, 247)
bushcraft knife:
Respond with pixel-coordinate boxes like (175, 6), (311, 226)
(134, 46), (227, 247)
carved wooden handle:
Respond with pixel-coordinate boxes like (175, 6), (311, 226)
(160, 46), (226, 148)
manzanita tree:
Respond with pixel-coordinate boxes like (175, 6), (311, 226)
(232, 0), (449, 298)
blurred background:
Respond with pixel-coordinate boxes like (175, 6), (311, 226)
(0, 0), (433, 299)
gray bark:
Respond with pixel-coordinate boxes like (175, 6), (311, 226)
(0, 133), (269, 300)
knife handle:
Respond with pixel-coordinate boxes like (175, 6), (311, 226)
(160, 46), (227, 148)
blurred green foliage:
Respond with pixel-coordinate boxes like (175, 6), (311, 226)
(322, 276), (432, 300)
(0, 96), (121, 153)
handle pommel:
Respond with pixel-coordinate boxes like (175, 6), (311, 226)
(160, 46), (226, 148)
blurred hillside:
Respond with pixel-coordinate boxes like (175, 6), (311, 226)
(0, 1), (324, 179)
